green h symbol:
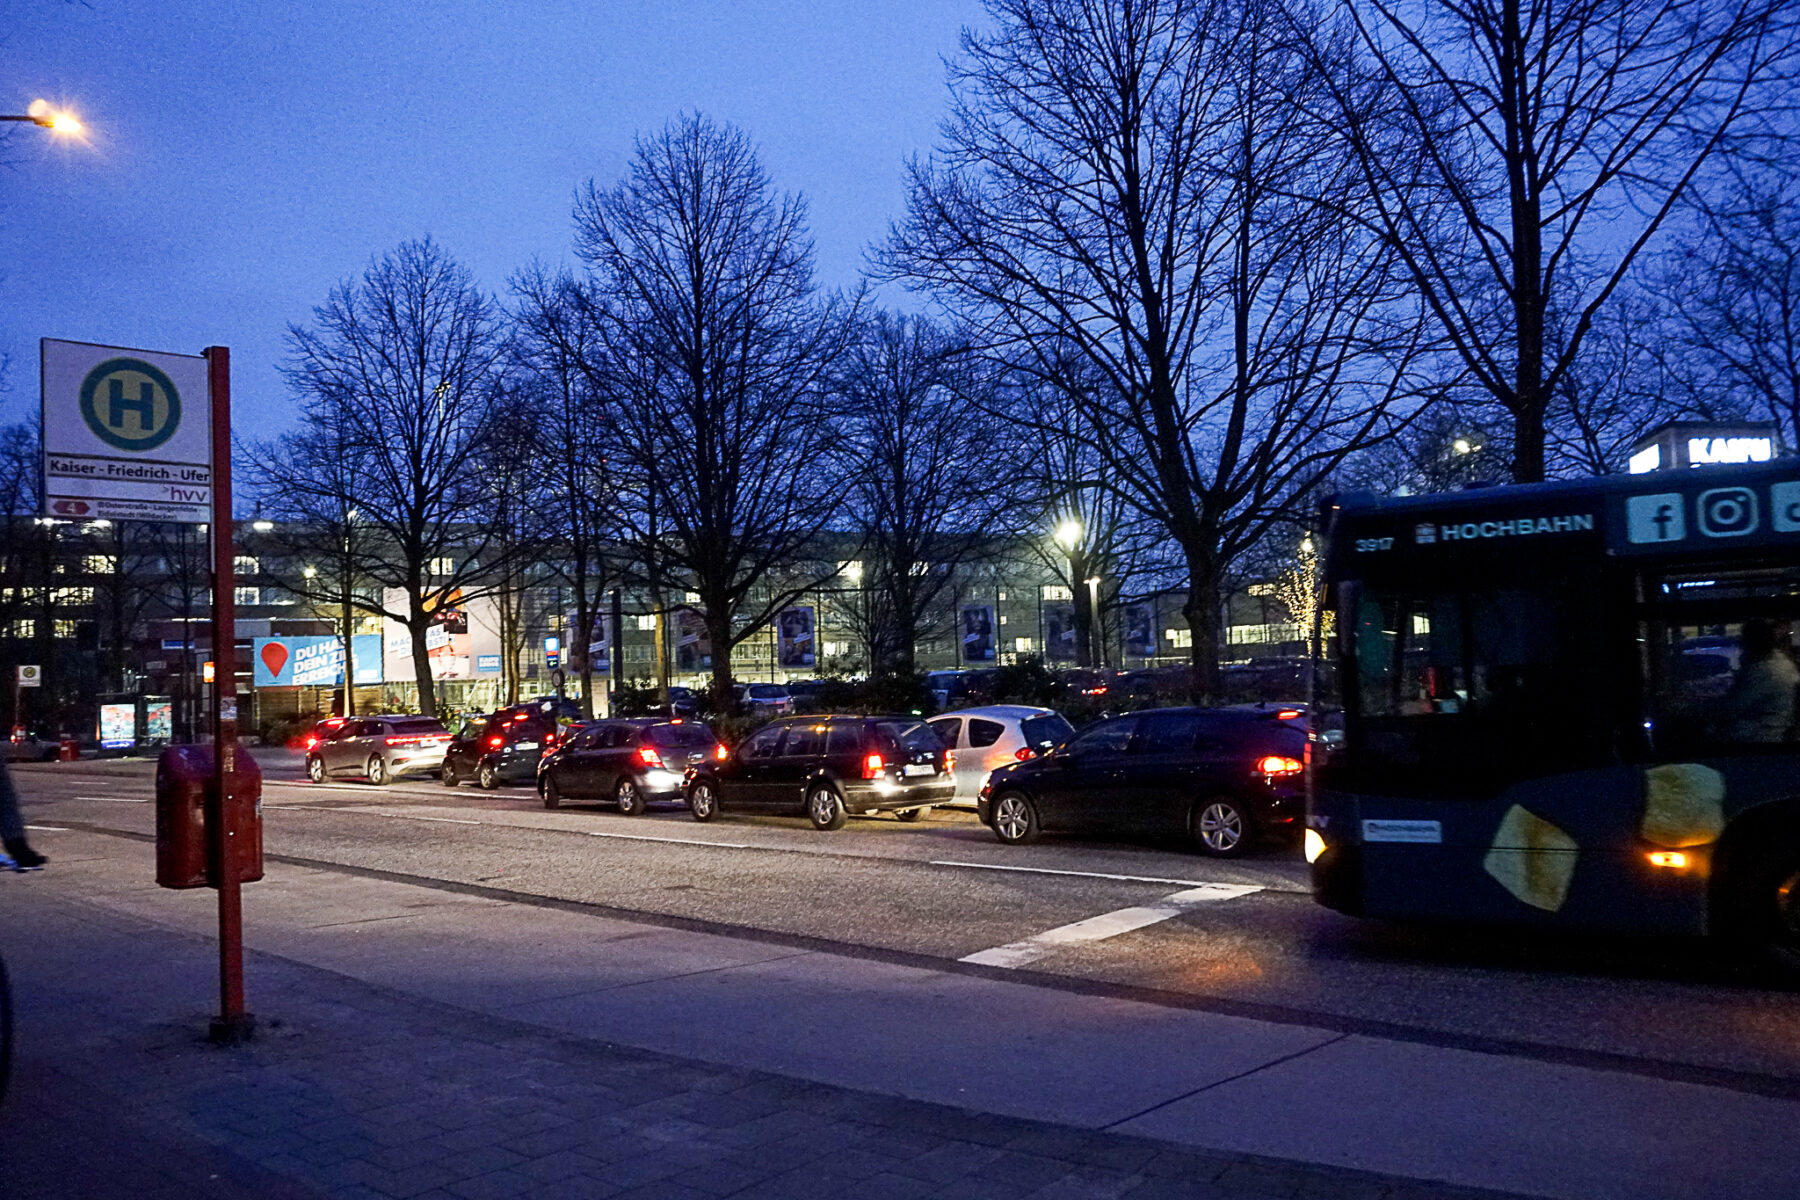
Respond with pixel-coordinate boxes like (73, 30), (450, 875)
(109, 377), (156, 431)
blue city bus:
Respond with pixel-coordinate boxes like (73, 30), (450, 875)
(1308, 458), (1800, 974)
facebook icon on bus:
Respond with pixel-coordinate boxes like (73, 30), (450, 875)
(1626, 493), (1686, 544)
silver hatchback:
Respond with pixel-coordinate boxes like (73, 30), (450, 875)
(306, 715), (451, 785)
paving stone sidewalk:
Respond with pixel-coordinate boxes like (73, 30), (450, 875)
(0, 902), (1536, 1200)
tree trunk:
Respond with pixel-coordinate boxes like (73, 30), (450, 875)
(340, 584), (357, 717)
(409, 619), (437, 719)
(705, 610), (734, 715)
(1070, 551), (1094, 669)
(1181, 549), (1222, 706)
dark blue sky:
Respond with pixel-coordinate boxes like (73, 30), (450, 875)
(2, 0), (982, 433)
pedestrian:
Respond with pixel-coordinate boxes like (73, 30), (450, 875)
(0, 758), (47, 871)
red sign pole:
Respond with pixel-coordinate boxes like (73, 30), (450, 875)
(205, 345), (251, 1043)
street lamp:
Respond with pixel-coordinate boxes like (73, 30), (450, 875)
(3, 99), (83, 135)
(1053, 518), (1082, 553)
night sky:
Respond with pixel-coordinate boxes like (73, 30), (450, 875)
(2, 0), (982, 434)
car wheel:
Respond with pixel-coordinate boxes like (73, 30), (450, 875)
(895, 806), (930, 822)
(306, 755), (326, 784)
(541, 774), (562, 810)
(991, 792), (1039, 845)
(1194, 798), (1251, 857)
(1737, 847), (1800, 986)
(366, 755), (389, 786)
(615, 776), (646, 816)
(687, 780), (718, 822)
(807, 784), (848, 831)
(441, 762), (459, 788)
(477, 762), (499, 790)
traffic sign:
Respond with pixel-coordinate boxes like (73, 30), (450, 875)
(40, 338), (213, 523)
(17, 665), (42, 688)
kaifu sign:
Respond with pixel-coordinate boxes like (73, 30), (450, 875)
(40, 339), (212, 523)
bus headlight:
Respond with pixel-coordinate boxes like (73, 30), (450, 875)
(1304, 828), (1328, 864)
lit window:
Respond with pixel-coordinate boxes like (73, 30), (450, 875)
(1248, 582), (1276, 597)
(234, 555), (260, 575)
(85, 555), (115, 574)
(11, 620), (35, 638)
(234, 587), (261, 607)
(1014, 636), (1033, 653)
(428, 557), (456, 577)
(1167, 628), (1193, 649)
(54, 620), (78, 639)
(50, 587), (95, 605)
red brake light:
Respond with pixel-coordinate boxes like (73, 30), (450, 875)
(863, 752), (885, 780)
(713, 743), (729, 761)
(1276, 709), (1302, 721)
(1014, 746), (1036, 761)
(1257, 754), (1303, 776)
(944, 750), (955, 771)
(487, 734), (504, 749)
(303, 734), (318, 750)
(637, 745), (665, 769)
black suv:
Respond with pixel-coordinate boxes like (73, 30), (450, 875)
(538, 719), (720, 814)
(976, 707), (1306, 856)
(683, 715), (954, 830)
(442, 704), (562, 789)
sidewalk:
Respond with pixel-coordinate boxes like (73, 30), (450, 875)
(5, 828), (1796, 1199)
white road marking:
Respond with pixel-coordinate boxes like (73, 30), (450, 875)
(386, 814), (481, 825)
(76, 795), (149, 803)
(959, 883), (1262, 968)
(588, 831), (750, 849)
(268, 806), (482, 826)
(932, 860), (1238, 889)
(25, 825), (68, 832)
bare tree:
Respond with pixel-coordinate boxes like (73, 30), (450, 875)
(840, 312), (1008, 676)
(571, 114), (853, 709)
(265, 238), (515, 719)
(1318, 0), (1798, 481)
(510, 265), (622, 716)
(882, 0), (1426, 701)
(1656, 164), (1800, 449)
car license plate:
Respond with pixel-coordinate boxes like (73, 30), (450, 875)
(903, 763), (935, 777)
(516, 741), (538, 750)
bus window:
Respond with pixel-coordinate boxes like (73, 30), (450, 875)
(1640, 568), (1800, 751)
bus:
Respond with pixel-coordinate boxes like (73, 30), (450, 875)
(1307, 458), (1800, 974)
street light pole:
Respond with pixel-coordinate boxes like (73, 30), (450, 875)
(2, 100), (82, 133)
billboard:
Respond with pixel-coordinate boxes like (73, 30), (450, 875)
(961, 604), (996, 663)
(570, 610), (609, 673)
(675, 608), (712, 671)
(1043, 603), (1077, 661)
(1125, 603), (1156, 659)
(777, 606), (815, 669)
(99, 702), (135, 750)
(253, 635), (383, 687)
(382, 590), (501, 681)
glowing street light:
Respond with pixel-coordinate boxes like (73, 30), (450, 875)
(1053, 518), (1082, 552)
(3, 99), (84, 135)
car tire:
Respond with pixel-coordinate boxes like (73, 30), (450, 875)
(807, 784), (847, 831)
(895, 806), (930, 822)
(441, 763), (459, 788)
(306, 755), (326, 784)
(615, 776), (645, 816)
(366, 756), (389, 786)
(1737, 846), (1800, 986)
(477, 762), (499, 790)
(1194, 797), (1252, 857)
(541, 775), (562, 810)
(687, 780), (719, 823)
(991, 791), (1039, 845)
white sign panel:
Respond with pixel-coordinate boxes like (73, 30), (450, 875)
(40, 338), (212, 523)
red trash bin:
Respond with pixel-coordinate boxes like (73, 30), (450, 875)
(58, 735), (77, 762)
(155, 745), (264, 890)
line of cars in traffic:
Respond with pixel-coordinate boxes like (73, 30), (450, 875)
(299, 695), (1311, 857)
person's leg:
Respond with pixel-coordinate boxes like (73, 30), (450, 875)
(0, 762), (45, 869)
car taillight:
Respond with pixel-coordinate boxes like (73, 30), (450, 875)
(863, 752), (885, 780)
(944, 750), (955, 771)
(487, 735), (505, 749)
(1257, 755), (1303, 776)
(713, 743), (728, 761)
(1014, 746), (1036, 761)
(637, 745), (665, 769)
(303, 735), (318, 750)
(1276, 709), (1302, 721)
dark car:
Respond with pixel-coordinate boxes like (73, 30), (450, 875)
(538, 718), (721, 814)
(442, 705), (563, 790)
(683, 715), (954, 831)
(975, 707), (1305, 856)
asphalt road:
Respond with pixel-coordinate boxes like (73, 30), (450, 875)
(14, 753), (1800, 1093)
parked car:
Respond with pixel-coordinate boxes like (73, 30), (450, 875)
(925, 669), (1001, 712)
(305, 715), (452, 785)
(975, 707), (1306, 856)
(683, 714), (954, 830)
(538, 718), (721, 813)
(735, 682), (793, 715)
(927, 705), (1075, 805)
(442, 705), (564, 789)
(4, 731), (60, 762)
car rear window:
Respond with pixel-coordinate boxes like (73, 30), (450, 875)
(390, 719), (447, 736)
(1019, 713), (1074, 749)
(875, 721), (942, 758)
(648, 724), (715, 748)
(747, 684), (787, 699)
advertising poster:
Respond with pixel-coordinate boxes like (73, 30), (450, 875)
(383, 590), (500, 682)
(777, 606), (816, 669)
(960, 604), (996, 663)
(253, 635), (382, 687)
(571, 610), (609, 674)
(675, 607), (712, 671)
(1125, 603), (1156, 659)
(145, 699), (173, 743)
(1044, 604), (1077, 661)
(98, 703), (135, 750)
